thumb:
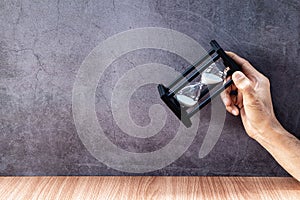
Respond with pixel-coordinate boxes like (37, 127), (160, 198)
(232, 71), (252, 93)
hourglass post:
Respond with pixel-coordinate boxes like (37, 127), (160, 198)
(167, 53), (220, 97)
(157, 40), (241, 128)
(166, 48), (215, 90)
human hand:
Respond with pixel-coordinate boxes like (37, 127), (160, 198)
(221, 52), (281, 139)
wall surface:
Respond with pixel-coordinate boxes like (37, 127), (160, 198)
(0, 0), (299, 176)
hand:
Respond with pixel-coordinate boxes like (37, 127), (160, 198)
(221, 52), (281, 139)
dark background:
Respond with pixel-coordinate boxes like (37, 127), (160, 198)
(0, 0), (299, 175)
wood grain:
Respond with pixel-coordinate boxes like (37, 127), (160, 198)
(0, 176), (299, 200)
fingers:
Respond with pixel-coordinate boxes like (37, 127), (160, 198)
(221, 51), (261, 116)
(220, 87), (240, 116)
(232, 71), (252, 91)
(220, 88), (231, 106)
(231, 71), (256, 104)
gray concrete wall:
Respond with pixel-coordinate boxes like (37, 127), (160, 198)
(0, 0), (299, 175)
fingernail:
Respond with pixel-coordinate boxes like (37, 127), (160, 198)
(232, 109), (238, 116)
(233, 71), (243, 80)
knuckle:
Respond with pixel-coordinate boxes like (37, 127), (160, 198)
(264, 77), (270, 86)
(257, 76), (270, 89)
(242, 82), (253, 92)
(241, 61), (251, 68)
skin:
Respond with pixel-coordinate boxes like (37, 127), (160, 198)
(221, 52), (300, 182)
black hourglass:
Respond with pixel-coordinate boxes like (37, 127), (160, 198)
(157, 40), (241, 127)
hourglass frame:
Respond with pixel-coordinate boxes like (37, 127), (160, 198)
(157, 40), (241, 127)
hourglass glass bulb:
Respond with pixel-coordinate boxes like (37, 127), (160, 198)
(176, 82), (202, 107)
(201, 72), (223, 85)
(201, 63), (225, 85)
(175, 63), (227, 107)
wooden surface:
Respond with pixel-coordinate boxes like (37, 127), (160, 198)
(0, 176), (299, 200)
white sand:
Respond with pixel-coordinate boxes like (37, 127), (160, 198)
(176, 94), (198, 107)
(201, 72), (223, 85)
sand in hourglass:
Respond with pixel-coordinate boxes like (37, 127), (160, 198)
(176, 72), (223, 107)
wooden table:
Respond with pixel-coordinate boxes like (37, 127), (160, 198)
(0, 176), (299, 199)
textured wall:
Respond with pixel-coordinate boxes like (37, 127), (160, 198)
(0, 0), (299, 176)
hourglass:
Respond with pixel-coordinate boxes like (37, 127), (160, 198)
(157, 40), (241, 127)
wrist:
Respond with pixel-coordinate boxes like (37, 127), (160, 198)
(253, 117), (288, 143)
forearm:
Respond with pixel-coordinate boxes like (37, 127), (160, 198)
(254, 123), (300, 182)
